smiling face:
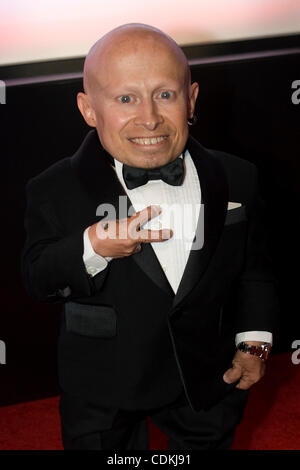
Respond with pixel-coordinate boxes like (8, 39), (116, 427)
(77, 26), (199, 168)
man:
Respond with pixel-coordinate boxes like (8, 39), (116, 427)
(22, 24), (278, 450)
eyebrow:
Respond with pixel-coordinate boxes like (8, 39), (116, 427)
(110, 82), (181, 95)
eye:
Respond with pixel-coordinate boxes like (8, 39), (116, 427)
(118, 95), (133, 104)
(159, 91), (173, 99)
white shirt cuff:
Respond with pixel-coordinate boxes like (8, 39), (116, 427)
(235, 331), (273, 347)
(83, 227), (111, 277)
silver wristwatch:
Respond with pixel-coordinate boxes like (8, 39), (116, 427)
(237, 342), (272, 361)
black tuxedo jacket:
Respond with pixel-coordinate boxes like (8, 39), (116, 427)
(22, 130), (279, 411)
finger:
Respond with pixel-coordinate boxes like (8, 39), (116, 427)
(96, 220), (116, 239)
(236, 365), (265, 390)
(133, 243), (142, 253)
(235, 377), (253, 390)
(130, 205), (162, 230)
(138, 229), (173, 243)
(223, 364), (242, 384)
(235, 372), (260, 390)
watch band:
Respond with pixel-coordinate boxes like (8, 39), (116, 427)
(237, 342), (272, 361)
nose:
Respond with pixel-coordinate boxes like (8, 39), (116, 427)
(134, 99), (163, 131)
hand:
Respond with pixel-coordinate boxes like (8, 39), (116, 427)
(223, 341), (267, 390)
(88, 205), (173, 259)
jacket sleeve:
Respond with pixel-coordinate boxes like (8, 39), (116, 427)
(21, 178), (109, 302)
(233, 164), (280, 336)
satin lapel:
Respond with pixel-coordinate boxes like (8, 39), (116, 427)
(71, 130), (173, 297)
(131, 245), (173, 296)
(172, 136), (229, 309)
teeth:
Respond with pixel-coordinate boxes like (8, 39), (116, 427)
(131, 136), (166, 145)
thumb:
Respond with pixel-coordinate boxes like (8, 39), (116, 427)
(223, 362), (242, 384)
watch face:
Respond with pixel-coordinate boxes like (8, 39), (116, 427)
(238, 342), (271, 361)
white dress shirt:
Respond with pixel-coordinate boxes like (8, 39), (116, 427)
(83, 151), (272, 346)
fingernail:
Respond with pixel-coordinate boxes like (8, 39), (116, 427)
(153, 205), (162, 214)
(223, 374), (230, 384)
(162, 229), (172, 239)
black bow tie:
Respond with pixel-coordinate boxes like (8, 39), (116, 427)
(122, 157), (185, 190)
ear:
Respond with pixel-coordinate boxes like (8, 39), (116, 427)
(77, 92), (96, 127)
(187, 82), (199, 119)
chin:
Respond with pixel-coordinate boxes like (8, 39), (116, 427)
(135, 156), (171, 169)
(133, 150), (176, 168)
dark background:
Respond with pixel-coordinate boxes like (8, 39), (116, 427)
(0, 34), (299, 406)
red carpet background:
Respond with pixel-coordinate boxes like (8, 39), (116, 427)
(0, 352), (299, 450)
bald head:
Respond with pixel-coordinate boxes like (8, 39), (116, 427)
(83, 23), (190, 96)
(77, 23), (199, 169)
